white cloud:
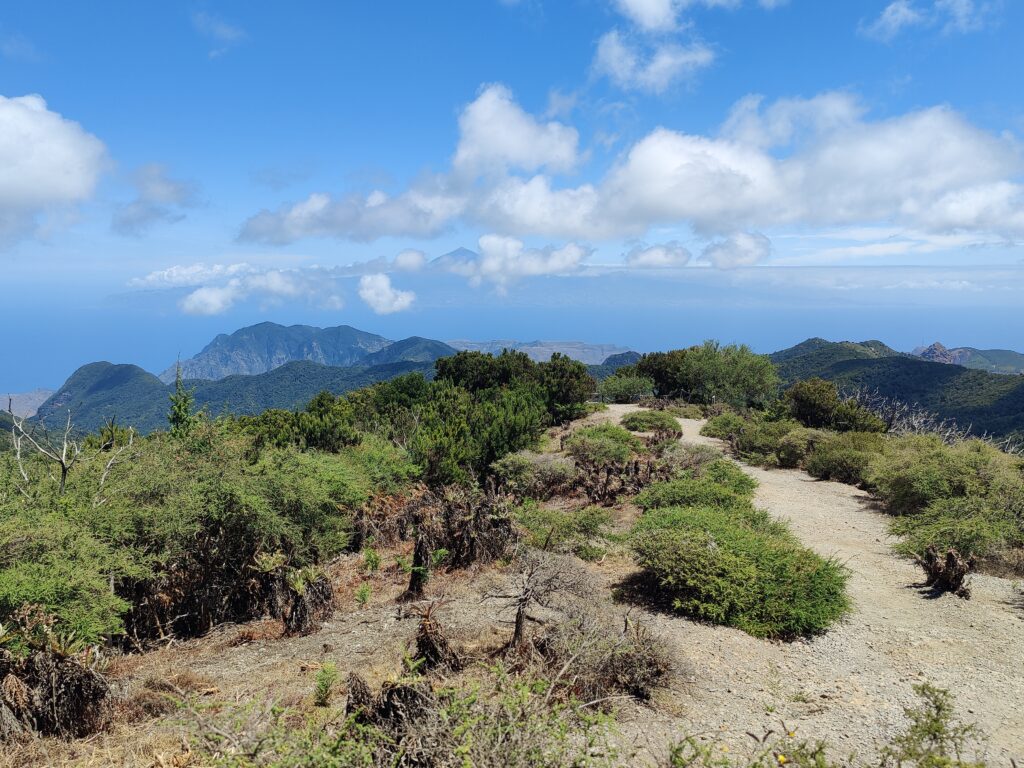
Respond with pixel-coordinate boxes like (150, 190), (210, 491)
(593, 31), (714, 94)
(239, 86), (1024, 249)
(861, 0), (927, 40)
(701, 232), (771, 268)
(453, 84), (580, 176)
(358, 273), (415, 314)
(478, 95), (1024, 241)
(192, 11), (246, 58)
(394, 248), (427, 271)
(610, 0), (786, 31)
(861, 0), (992, 41)
(240, 183), (465, 244)
(442, 235), (591, 290)
(112, 163), (197, 236)
(624, 241), (692, 267)
(176, 267), (344, 315)
(0, 94), (106, 243)
(612, 0), (682, 31)
(130, 262), (254, 288)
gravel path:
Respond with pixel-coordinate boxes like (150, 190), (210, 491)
(604, 407), (1024, 763)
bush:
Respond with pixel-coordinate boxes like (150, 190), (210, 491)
(631, 505), (849, 639)
(564, 424), (643, 466)
(701, 412), (747, 440)
(515, 502), (611, 560)
(665, 403), (704, 419)
(785, 378), (885, 434)
(620, 410), (683, 435)
(891, 497), (1023, 564)
(491, 451), (577, 500)
(804, 431), (886, 485)
(776, 427), (828, 469)
(636, 477), (746, 512)
(865, 435), (1020, 516)
(732, 419), (801, 466)
(702, 459), (758, 496)
(534, 611), (673, 704)
(636, 342), (779, 408)
(598, 372), (655, 404)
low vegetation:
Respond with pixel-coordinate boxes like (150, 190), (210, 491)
(701, 378), (1024, 576)
(620, 409), (683, 435)
(630, 463), (849, 639)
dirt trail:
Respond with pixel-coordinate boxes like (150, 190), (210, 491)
(601, 405), (1024, 763)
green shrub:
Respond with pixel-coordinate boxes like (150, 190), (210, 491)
(785, 378), (841, 429)
(776, 427), (828, 469)
(313, 662), (338, 707)
(631, 506), (849, 639)
(865, 436), (1018, 515)
(805, 431), (886, 485)
(701, 412), (747, 440)
(636, 342), (779, 408)
(620, 410), (683, 435)
(564, 424), (643, 465)
(702, 459), (758, 496)
(891, 497), (1023, 563)
(830, 399), (886, 433)
(732, 419), (801, 466)
(665, 403), (704, 419)
(597, 372), (655, 404)
(491, 451), (577, 499)
(636, 477), (746, 512)
(516, 502), (611, 559)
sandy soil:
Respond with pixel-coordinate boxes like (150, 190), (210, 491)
(597, 406), (1024, 764)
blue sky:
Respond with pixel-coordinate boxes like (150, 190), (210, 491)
(1, 0), (1022, 390)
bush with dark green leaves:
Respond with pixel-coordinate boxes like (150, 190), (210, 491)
(785, 378), (886, 434)
(631, 504), (849, 639)
(700, 412), (748, 441)
(620, 410), (682, 435)
(804, 431), (886, 485)
(636, 341), (779, 408)
(435, 349), (593, 425)
(564, 423), (643, 466)
(598, 371), (655, 403)
(732, 419), (801, 466)
(0, 422), (419, 647)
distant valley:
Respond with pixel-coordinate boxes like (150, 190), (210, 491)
(771, 338), (1024, 439)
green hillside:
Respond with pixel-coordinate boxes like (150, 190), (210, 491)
(773, 339), (1024, 438)
(361, 336), (456, 365)
(37, 360), (436, 435)
(957, 347), (1024, 374)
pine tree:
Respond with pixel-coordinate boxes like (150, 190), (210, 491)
(168, 364), (196, 438)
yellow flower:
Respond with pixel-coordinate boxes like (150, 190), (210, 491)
(777, 755), (788, 765)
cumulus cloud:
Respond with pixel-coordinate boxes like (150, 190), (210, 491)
(112, 163), (197, 236)
(165, 266), (344, 315)
(476, 92), (1024, 241)
(358, 273), (416, 314)
(394, 248), (427, 271)
(593, 31), (714, 94)
(0, 94), (106, 243)
(701, 232), (772, 268)
(861, 0), (992, 41)
(239, 85), (1024, 249)
(624, 241), (692, 267)
(436, 235), (590, 290)
(453, 84), (580, 176)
